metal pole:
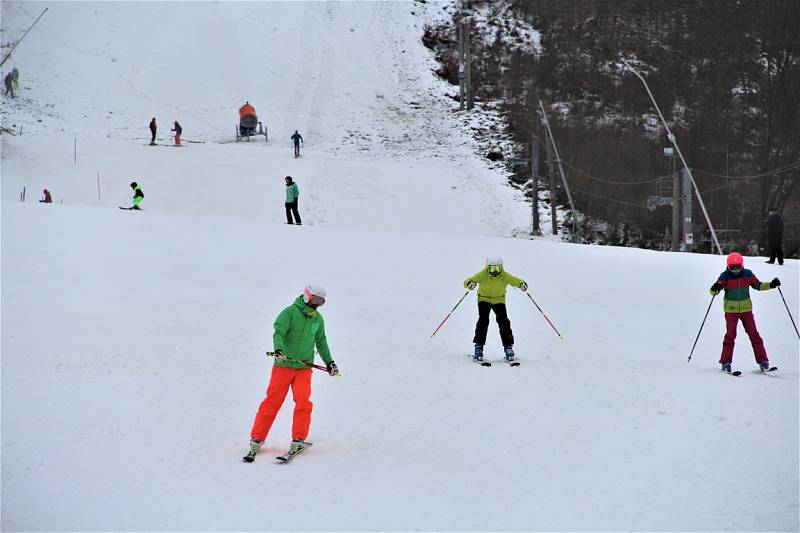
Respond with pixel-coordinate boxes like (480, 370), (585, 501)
(539, 100), (579, 241)
(545, 118), (558, 236)
(683, 167), (694, 252)
(671, 157), (680, 251)
(531, 118), (541, 236)
(622, 60), (723, 255)
(0, 8), (48, 69)
(465, 26), (473, 110)
(458, 23), (465, 111)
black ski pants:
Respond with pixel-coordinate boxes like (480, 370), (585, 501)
(285, 200), (301, 224)
(473, 301), (514, 347)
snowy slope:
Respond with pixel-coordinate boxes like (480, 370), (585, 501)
(2, 2), (799, 531)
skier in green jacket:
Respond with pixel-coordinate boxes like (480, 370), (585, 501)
(246, 285), (338, 461)
(285, 175), (301, 225)
(463, 257), (527, 362)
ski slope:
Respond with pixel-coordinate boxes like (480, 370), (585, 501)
(2, 2), (799, 531)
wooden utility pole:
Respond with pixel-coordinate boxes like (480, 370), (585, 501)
(465, 27), (473, 110)
(458, 23), (466, 111)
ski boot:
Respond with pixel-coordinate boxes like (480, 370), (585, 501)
(473, 344), (484, 362)
(759, 361), (770, 372)
(721, 363), (732, 373)
(289, 438), (310, 454)
(504, 346), (515, 361)
(243, 438), (262, 462)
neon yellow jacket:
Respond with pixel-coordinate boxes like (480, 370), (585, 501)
(463, 268), (525, 305)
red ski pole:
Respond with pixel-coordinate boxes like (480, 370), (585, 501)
(431, 290), (471, 338)
(525, 291), (564, 339)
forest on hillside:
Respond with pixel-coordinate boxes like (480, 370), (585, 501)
(423, 0), (800, 256)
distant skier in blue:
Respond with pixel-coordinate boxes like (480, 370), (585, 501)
(291, 130), (303, 158)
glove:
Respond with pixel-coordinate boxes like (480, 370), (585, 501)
(327, 361), (339, 377)
(710, 282), (722, 294)
(274, 349), (286, 362)
(770, 278), (781, 288)
(467, 281), (476, 290)
(520, 282), (528, 291)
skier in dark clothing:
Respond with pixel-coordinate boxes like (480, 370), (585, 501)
(39, 189), (52, 203)
(4, 72), (14, 98)
(291, 131), (303, 157)
(765, 208), (784, 265)
(285, 176), (301, 225)
(149, 118), (157, 145)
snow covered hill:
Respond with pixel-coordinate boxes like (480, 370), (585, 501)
(2, 2), (798, 531)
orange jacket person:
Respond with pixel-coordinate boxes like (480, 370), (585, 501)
(239, 101), (256, 118)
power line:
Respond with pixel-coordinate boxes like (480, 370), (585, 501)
(693, 160), (800, 180)
(572, 188), (650, 210)
(563, 162), (673, 185)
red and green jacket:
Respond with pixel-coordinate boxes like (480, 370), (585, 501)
(273, 296), (332, 369)
(711, 268), (771, 314)
(463, 268), (526, 305)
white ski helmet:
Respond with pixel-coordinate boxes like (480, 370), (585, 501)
(302, 285), (326, 307)
(486, 257), (503, 276)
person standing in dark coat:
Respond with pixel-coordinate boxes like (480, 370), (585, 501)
(4, 72), (14, 98)
(149, 118), (157, 145)
(291, 130), (303, 157)
(765, 208), (784, 265)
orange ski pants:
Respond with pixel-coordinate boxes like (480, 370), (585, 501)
(174, 132), (181, 146)
(250, 366), (313, 442)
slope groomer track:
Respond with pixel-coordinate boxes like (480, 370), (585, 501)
(2, 2), (797, 531)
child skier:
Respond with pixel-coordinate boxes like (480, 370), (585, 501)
(464, 257), (528, 361)
(39, 189), (52, 203)
(245, 285), (339, 462)
(710, 252), (780, 373)
(129, 182), (144, 210)
(149, 118), (157, 145)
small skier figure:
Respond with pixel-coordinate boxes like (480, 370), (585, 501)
(246, 285), (339, 461)
(291, 130), (303, 158)
(39, 189), (52, 203)
(284, 176), (301, 225)
(129, 181), (144, 210)
(710, 252), (781, 373)
(4, 71), (14, 98)
(149, 118), (157, 145)
(171, 120), (182, 146)
(10, 67), (19, 92)
(765, 207), (784, 265)
(463, 257), (527, 362)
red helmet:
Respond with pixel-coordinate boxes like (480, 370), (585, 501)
(726, 252), (744, 268)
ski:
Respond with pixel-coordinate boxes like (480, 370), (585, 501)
(506, 359), (521, 367)
(724, 369), (742, 377)
(276, 441), (313, 464)
(243, 451), (257, 463)
(468, 354), (491, 366)
(754, 366), (778, 374)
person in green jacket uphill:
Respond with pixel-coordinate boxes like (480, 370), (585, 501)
(710, 252), (780, 373)
(464, 257), (528, 362)
(246, 285), (338, 460)
(285, 175), (301, 225)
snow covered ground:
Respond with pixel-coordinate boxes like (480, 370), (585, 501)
(2, 2), (798, 531)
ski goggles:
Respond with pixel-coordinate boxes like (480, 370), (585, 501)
(303, 288), (326, 307)
(728, 264), (743, 273)
(487, 264), (502, 275)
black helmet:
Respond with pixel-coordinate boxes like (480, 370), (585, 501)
(130, 181), (138, 188)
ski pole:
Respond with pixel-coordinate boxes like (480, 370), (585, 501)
(525, 291), (563, 339)
(688, 293), (716, 362)
(265, 351), (337, 374)
(431, 290), (471, 338)
(777, 287), (800, 340)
